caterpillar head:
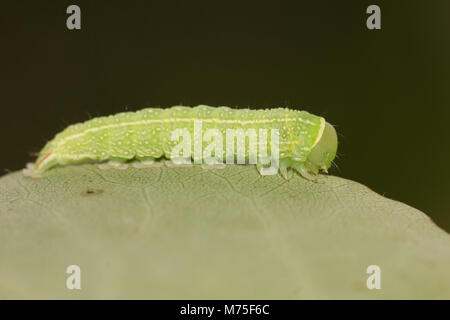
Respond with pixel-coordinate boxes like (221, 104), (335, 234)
(307, 122), (338, 172)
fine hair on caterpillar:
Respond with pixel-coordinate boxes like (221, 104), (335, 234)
(24, 105), (338, 181)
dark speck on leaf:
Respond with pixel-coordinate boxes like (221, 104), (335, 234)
(84, 189), (103, 196)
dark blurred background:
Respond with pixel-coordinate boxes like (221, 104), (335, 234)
(1, 1), (449, 231)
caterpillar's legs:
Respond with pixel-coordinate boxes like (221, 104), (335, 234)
(132, 162), (163, 169)
(201, 163), (226, 170)
(256, 158), (292, 179)
(292, 162), (318, 182)
(274, 158), (291, 180)
(200, 157), (226, 170)
(132, 157), (163, 169)
(305, 161), (319, 175)
(22, 162), (42, 178)
(98, 157), (129, 170)
(257, 156), (286, 177)
(256, 163), (265, 176)
(256, 157), (318, 182)
(165, 158), (193, 168)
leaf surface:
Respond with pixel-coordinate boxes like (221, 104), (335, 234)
(0, 165), (449, 299)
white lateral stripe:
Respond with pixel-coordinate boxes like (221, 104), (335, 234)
(54, 140), (310, 162)
(57, 117), (317, 146)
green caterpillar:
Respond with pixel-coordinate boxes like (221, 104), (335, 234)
(25, 105), (338, 181)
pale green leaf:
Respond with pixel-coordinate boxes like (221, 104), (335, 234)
(0, 164), (449, 299)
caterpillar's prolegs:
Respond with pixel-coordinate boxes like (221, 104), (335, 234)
(98, 157), (129, 170)
(98, 158), (225, 170)
(98, 163), (128, 170)
(292, 162), (318, 182)
(164, 160), (193, 168)
(22, 162), (42, 178)
(131, 157), (163, 168)
(255, 157), (319, 181)
(98, 156), (166, 170)
(201, 163), (227, 170)
(132, 161), (164, 169)
(26, 155), (321, 182)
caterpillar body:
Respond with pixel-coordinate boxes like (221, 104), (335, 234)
(25, 105), (338, 181)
